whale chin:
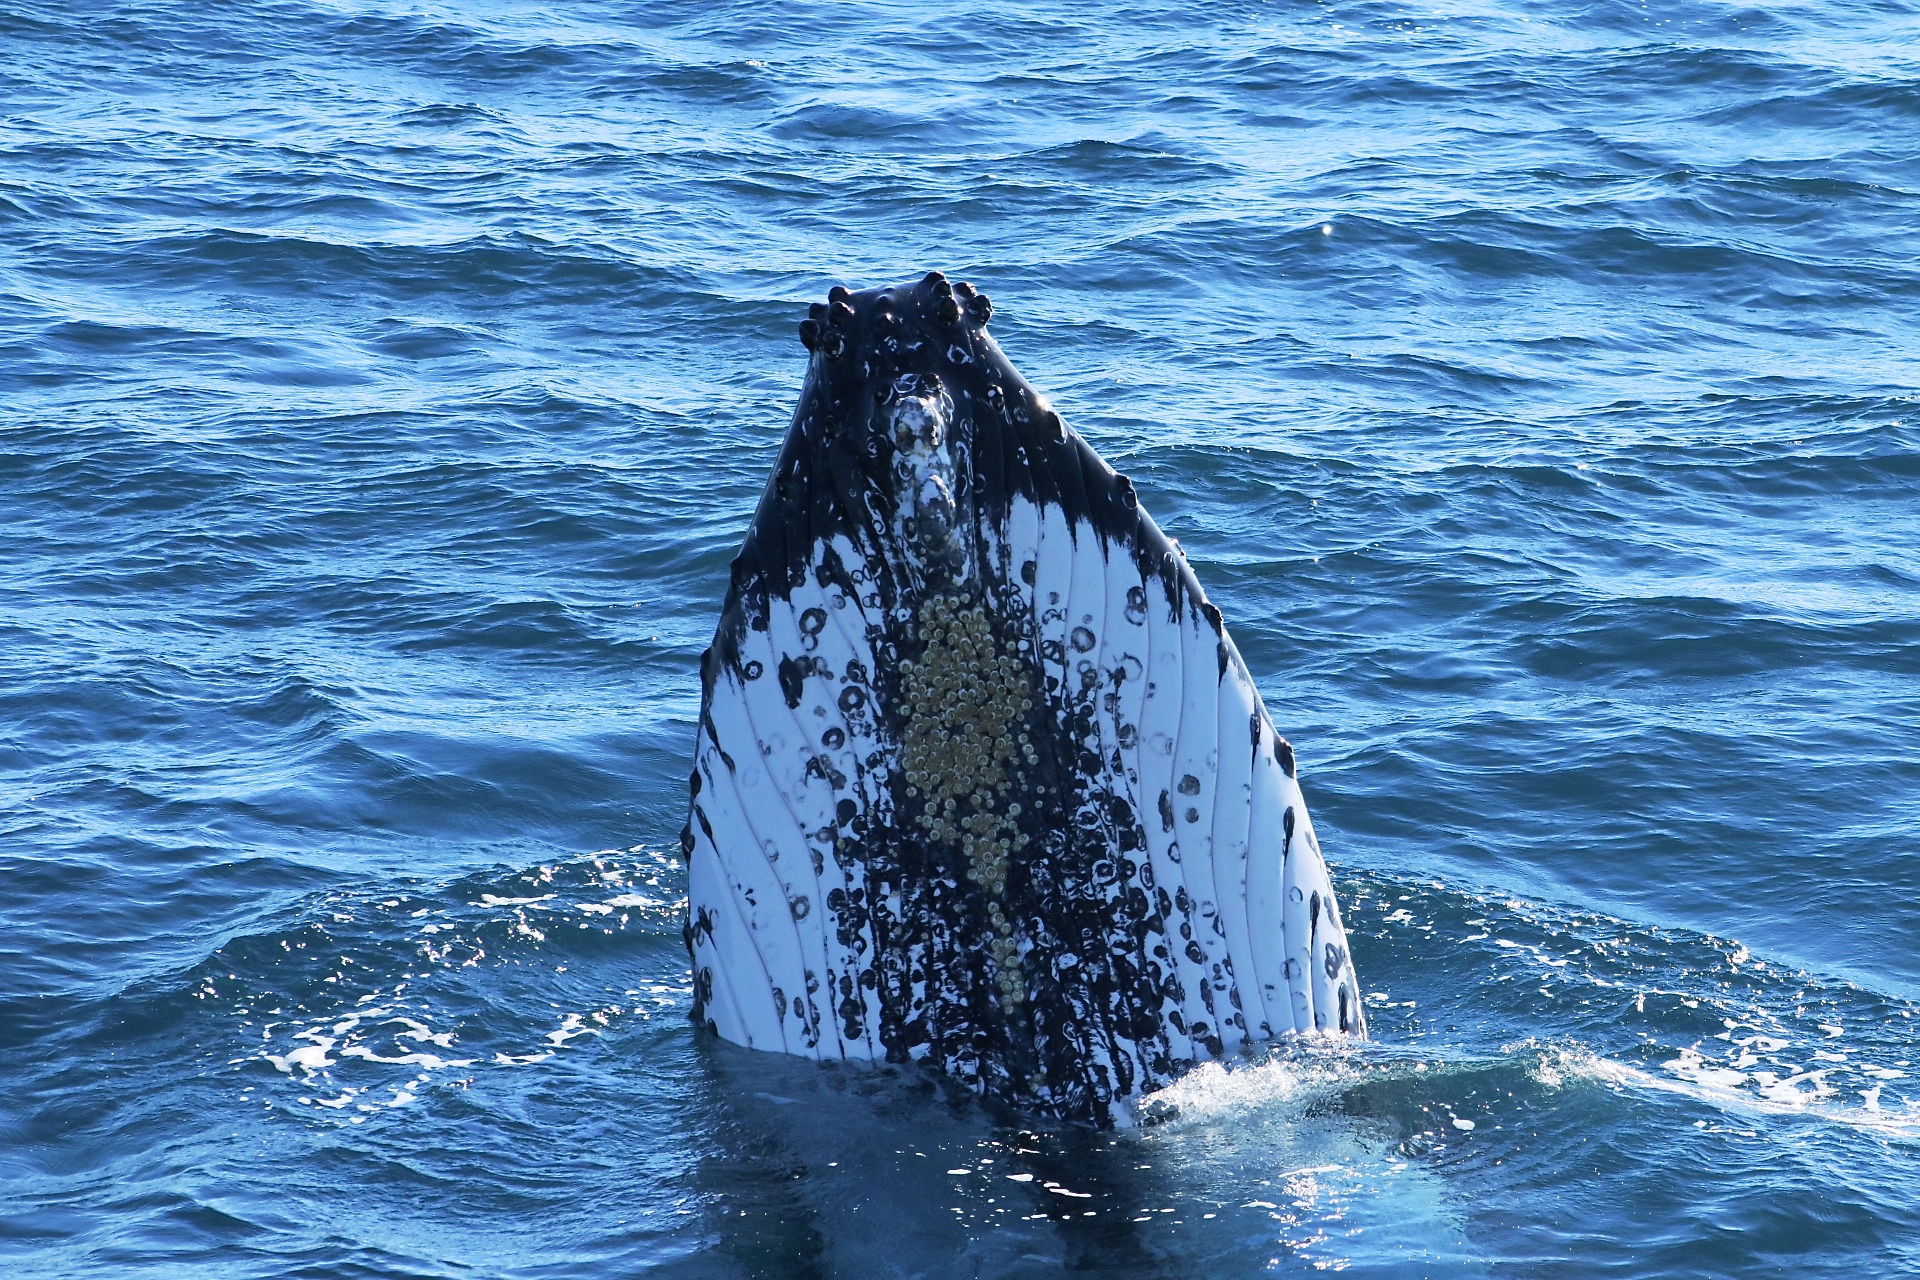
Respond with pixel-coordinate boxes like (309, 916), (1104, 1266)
(684, 272), (1364, 1127)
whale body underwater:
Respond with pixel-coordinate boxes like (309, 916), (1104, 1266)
(683, 272), (1364, 1126)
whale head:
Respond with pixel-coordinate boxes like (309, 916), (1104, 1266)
(687, 273), (1363, 1127)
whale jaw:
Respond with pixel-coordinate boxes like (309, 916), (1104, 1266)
(685, 273), (1363, 1127)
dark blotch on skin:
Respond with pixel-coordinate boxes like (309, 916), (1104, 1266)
(778, 654), (806, 708)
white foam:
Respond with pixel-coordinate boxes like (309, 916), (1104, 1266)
(1130, 1048), (1375, 1128)
(390, 1016), (455, 1048)
(1531, 1043), (1920, 1137)
(546, 1012), (599, 1047)
(264, 1038), (333, 1074)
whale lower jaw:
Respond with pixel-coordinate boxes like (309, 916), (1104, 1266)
(685, 273), (1362, 1127)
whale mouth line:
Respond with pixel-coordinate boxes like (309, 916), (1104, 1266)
(687, 272), (1364, 1128)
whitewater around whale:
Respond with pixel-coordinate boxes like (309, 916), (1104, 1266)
(683, 272), (1364, 1127)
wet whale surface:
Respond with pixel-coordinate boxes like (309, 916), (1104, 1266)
(686, 272), (1363, 1125)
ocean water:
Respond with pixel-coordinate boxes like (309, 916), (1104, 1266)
(4, 0), (1917, 1274)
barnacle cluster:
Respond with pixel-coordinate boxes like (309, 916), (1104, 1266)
(897, 595), (1040, 1008)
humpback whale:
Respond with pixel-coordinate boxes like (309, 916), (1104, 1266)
(684, 272), (1364, 1127)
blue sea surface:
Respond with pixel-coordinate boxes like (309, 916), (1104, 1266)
(4, 0), (1918, 1275)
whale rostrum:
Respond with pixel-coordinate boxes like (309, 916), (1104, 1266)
(684, 272), (1364, 1126)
